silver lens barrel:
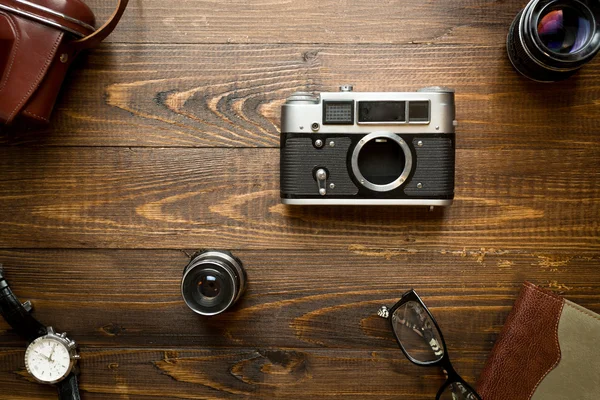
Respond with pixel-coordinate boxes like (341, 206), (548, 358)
(181, 250), (246, 316)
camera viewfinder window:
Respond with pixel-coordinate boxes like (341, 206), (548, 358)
(323, 101), (354, 125)
(408, 101), (430, 122)
(358, 101), (406, 123)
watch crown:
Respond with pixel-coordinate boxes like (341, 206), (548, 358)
(72, 354), (81, 360)
(60, 332), (67, 338)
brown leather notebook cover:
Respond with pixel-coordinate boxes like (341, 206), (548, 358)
(477, 282), (600, 400)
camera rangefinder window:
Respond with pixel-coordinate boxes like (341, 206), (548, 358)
(358, 101), (406, 123)
(409, 101), (430, 122)
(323, 101), (354, 124)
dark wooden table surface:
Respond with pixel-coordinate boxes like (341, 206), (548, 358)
(1, 0), (599, 398)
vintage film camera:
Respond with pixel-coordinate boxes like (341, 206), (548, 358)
(280, 86), (457, 205)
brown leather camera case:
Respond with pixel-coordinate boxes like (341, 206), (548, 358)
(0, 0), (128, 125)
(477, 282), (600, 400)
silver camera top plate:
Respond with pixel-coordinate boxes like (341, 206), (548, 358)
(281, 86), (456, 135)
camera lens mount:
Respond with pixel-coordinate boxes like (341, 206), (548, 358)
(351, 132), (413, 192)
(181, 250), (246, 316)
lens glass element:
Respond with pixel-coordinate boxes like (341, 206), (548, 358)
(439, 382), (480, 400)
(392, 301), (444, 363)
(357, 138), (405, 185)
(182, 263), (236, 315)
(537, 6), (592, 54)
(196, 271), (225, 306)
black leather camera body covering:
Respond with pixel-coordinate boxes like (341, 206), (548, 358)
(280, 132), (455, 201)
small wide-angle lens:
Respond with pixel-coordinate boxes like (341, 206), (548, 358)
(392, 301), (444, 363)
(537, 7), (592, 54)
(181, 250), (246, 316)
(438, 382), (479, 400)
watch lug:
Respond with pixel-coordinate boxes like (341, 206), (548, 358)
(72, 354), (81, 360)
(21, 300), (32, 313)
(47, 326), (55, 334)
(67, 340), (77, 349)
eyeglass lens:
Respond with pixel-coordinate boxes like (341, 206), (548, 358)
(391, 300), (445, 363)
(438, 381), (479, 400)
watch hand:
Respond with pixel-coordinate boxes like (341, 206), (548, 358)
(48, 344), (57, 362)
(34, 350), (50, 361)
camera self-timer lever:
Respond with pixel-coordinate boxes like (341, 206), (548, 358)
(315, 168), (327, 196)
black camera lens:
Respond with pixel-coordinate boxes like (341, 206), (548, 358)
(538, 6), (592, 53)
(507, 0), (600, 82)
(181, 250), (246, 316)
(351, 132), (412, 192)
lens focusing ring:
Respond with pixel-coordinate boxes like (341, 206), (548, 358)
(508, 10), (578, 82)
(181, 250), (246, 316)
(507, 0), (600, 81)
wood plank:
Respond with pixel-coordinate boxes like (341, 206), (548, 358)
(0, 1), (597, 399)
(0, 147), (598, 250)
(1, 44), (599, 148)
(0, 250), (597, 348)
(87, 0), (522, 45)
(0, 347), (476, 399)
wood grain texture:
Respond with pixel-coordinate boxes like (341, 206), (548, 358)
(0, 147), (598, 250)
(0, 249), (597, 398)
(1, 0), (599, 398)
(0, 44), (599, 148)
(0, 347), (470, 399)
(84, 0), (524, 45)
(0, 250), (597, 348)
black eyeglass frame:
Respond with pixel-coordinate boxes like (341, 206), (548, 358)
(385, 289), (482, 400)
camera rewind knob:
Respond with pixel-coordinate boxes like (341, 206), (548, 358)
(417, 86), (455, 93)
(286, 92), (319, 104)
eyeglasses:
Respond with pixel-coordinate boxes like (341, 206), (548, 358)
(378, 290), (481, 400)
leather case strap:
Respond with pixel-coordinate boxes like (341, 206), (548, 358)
(72, 0), (128, 51)
(0, 264), (48, 342)
(57, 372), (81, 400)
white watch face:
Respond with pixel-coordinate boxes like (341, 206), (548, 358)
(25, 337), (72, 383)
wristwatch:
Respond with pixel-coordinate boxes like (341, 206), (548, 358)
(0, 264), (81, 399)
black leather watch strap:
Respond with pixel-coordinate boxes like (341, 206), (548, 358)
(57, 373), (81, 400)
(0, 264), (47, 341)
